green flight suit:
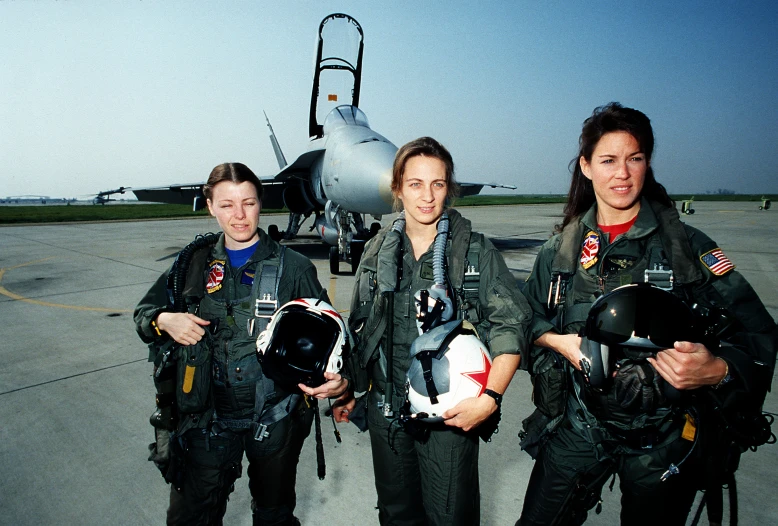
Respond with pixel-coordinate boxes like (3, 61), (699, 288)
(348, 209), (532, 526)
(134, 228), (327, 526)
(517, 199), (777, 526)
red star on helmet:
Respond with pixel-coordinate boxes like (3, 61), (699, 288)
(461, 351), (491, 396)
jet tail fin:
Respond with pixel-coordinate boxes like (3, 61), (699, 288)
(264, 111), (287, 169)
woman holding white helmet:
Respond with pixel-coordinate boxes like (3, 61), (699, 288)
(337, 137), (532, 525)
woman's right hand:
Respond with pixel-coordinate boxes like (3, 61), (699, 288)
(536, 332), (583, 370)
(155, 312), (210, 346)
(331, 392), (356, 423)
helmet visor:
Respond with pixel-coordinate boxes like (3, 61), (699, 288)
(586, 284), (696, 349)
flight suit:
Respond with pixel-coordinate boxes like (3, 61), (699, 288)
(349, 209), (532, 526)
(517, 199), (777, 525)
(135, 228), (328, 526)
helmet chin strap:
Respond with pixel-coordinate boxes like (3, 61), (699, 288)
(415, 212), (453, 334)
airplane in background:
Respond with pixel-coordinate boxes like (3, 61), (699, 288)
(92, 187), (127, 205)
(108, 13), (513, 273)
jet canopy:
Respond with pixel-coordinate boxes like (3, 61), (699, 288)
(323, 105), (370, 134)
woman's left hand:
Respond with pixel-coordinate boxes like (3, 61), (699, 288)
(441, 394), (498, 432)
(298, 372), (349, 399)
(648, 341), (728, 390)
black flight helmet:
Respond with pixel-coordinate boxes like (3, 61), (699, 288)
(579, 283), (701, 389)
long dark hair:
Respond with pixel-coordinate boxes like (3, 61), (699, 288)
(559, 103), (673, 231)
(203, 162), (263, 202)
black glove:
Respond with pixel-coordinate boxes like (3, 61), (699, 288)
(613, 360), (666, 413)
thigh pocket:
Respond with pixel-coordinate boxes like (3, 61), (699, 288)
(531, 349), (568, 418)
(176, 337), (213, 414)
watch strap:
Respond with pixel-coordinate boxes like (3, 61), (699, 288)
(483, 388), (503, 406)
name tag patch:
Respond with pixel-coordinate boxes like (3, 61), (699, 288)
(241, 270), (255, 286)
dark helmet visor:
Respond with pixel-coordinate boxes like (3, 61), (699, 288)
(586, 283), (698, 349)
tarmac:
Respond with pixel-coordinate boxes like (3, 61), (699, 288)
(1, 201), (776, 525)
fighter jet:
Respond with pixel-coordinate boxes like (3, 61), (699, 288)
(120, 13), (510, 274)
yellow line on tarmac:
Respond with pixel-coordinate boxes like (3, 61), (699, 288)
(328, 275), (339, 309)
(327, 274), (351, 316)
(0, 259), (132, 313)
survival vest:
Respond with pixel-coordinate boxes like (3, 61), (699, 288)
(348, 220), (485, 404)
(153, 232), (297, 440)
(524, 201), (702, 458)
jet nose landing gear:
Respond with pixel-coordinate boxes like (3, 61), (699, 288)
(327, 206), (380, 275)
(330, 239), (365, 275)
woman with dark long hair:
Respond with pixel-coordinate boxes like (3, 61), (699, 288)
(517, 103), (776, 525)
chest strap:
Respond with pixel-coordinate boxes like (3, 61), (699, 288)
(251, 246), (286, 334)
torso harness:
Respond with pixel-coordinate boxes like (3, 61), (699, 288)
(158, 233), (298, 442)
(352, 212), (483, 418)
(545, 203), (701, 460)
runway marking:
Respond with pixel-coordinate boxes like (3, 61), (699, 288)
(0, 258), (132, 313)
(326, 275), (352, 315)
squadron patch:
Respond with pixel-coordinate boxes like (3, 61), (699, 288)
(206, 259), (226, 293)
(700, 248), (735, 276)
(580, 231), (600, 270)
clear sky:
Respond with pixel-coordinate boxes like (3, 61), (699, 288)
(2, 1), (777, 199)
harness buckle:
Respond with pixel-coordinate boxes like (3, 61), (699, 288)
(253, 423), (270, 441)
(379, 394), (394, 418)
(644, 267), (674, 291)
(254, 294), (278, 319)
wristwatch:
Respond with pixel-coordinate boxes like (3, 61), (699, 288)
(482, 389), (503, 407)
(712, 359), (732, 390)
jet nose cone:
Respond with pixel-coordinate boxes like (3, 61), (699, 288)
(333, 139), (397, 214)
(356, 140), (397, 206)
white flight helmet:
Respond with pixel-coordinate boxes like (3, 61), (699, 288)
(406, 320), (492, 423)
(256, 298), (348, 391)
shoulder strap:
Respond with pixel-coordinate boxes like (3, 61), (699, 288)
(546, 222), (585, 326)
(458, 233), (482, 322)
(648, 200), (701, 285)
(168, 232), (221, 311)
(552, 221), (585, 275)
(252, 246), (286, 333)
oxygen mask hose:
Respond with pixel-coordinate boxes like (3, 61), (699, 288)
(415, 213), (453, 334)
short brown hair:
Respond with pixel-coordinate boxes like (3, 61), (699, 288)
(203, 163), (263, 201)
(391, 137), (459, 211)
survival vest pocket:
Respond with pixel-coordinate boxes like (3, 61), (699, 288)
(176, 335), (213, 414)
(530, 348), (568, 418)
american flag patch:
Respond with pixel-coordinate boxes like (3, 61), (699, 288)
(700, 248), (735, 276)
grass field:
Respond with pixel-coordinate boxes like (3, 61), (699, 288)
(0, 194), (774, 224)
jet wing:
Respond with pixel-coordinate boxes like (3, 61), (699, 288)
(276, 148), (325, 179)
(129, 178), (287, 210)
(458, 181), (517, 197)
(130, 184), (204, 206)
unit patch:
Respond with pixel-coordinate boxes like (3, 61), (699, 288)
(700, 248), (735, 276)
(580, 231), (600, 270)
(206, 259), (226, 293)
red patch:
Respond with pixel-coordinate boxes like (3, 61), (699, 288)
(461, 351), (492, 397)
(206, 260), (225, 293)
